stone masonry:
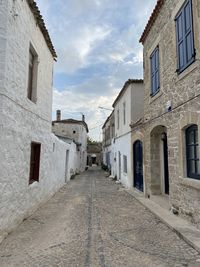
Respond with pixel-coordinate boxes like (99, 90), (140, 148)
(139, 0), (200, 227)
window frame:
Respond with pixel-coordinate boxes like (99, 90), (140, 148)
(123, 155), (127, 174)
(150, 46), (160, 97)
(29, 142), (41, 185)
(175, 0), (195, 74)
(123, 102), (126, 125)
(27, 44), (38, 103)
(186, 125), (200, 180)
(117, 109), (120, 129)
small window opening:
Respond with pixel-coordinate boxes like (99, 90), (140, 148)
(29, 142), (41, 184)
(27, 44), (38, 103)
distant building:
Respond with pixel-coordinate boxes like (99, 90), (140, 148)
(112, 79), (144, 187)
(0, 0), (68, 243)
(52, 111), (88, 174)
(87, 142), (102, 166)
(102, 111), (115, 172)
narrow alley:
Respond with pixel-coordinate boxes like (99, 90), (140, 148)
(0, 167), (200, 267)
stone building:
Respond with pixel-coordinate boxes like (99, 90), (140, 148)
(113, 79), (144, 187)
(87, 142), (102, 166)
(0, 0), (68, 242)
(52, 111), (88, 174)
(102, 111), (115, 172)
(137, 0), (200, 226)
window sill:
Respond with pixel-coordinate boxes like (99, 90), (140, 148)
(27, 97), (37, 104)
(179, 177), (200, 190)
(149, 90), (163, 104)
(29, 180), (39, 187)
(176, 59), (197, 83)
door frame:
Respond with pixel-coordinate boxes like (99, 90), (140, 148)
(133, 140), (144, 192)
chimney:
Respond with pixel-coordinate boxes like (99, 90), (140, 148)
(82, 114), (85, 122)
(56, 110), (61, 121)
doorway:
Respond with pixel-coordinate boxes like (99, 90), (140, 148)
(133, 140), (143, 192)
(150, 126), (169, 195)
(162, 133), (169, 195)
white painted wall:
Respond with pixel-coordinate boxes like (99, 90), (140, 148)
(0, 0), (67, 243)
(112, 81), (144, 188)
(113, 133), (132, 187)
(52, 122), (88, 173)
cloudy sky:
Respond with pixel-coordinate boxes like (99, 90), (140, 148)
(36, 0), (156, 141)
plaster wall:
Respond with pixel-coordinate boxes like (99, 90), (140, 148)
(0, 1), (8, 89)
(2, 0), (54, 125)
(114, 133), (132, 188)
(0, 97), (68, 242)
(114, 85), (132, 137)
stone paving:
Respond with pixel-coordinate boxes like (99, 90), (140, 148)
(0, 167), (200, 267)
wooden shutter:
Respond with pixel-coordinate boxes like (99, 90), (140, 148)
(184, 0), (195, 63)
(151, 47), (159, 95)
(176, 11), (185, 70)
(175, 0), (195, 72)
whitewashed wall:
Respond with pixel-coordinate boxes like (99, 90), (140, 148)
(112, 82), (144, 188)
(114, 133), (132, 187)
(0, 0), (67, 243)
(52, 122), (88, 173)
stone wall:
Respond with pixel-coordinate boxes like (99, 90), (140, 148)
(142, 0), (200, 226)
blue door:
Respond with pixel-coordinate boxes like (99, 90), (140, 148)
(133, 141), (143, 192)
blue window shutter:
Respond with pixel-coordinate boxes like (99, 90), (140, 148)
(155, 48), (160, 90)
(176, 11), (185, 70)
(150, 47), (159, 95)
(184, 0), (194, 62)
(175, 0), (195, 72)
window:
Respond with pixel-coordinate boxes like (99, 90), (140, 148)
(150, 46), (160, 96)
(117, 110), (119, 129)
(175, 0), (195, 73)
(123, 102), (126, 125)
(123, 155), (127, 173)
(27, 44), (38, 102)
(186, 125), (200, 179)
(29, 142), (41, 184)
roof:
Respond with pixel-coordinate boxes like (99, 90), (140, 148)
(102, 110), (114, 129)
(27, 0), (57, 59)
(112, 79), (143, 108)
(52, 119), (89, 133)
(139, 0), (164, 44)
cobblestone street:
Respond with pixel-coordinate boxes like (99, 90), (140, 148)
(0, 167), (200, 267)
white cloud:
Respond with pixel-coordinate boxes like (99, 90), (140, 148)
(36, 0), (157, 140)
(53, 88), (116, 140)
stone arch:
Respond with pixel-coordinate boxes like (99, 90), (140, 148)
(150, 125), (169, 195)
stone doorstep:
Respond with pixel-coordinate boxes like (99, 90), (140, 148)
(126, 189), (200, 254)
